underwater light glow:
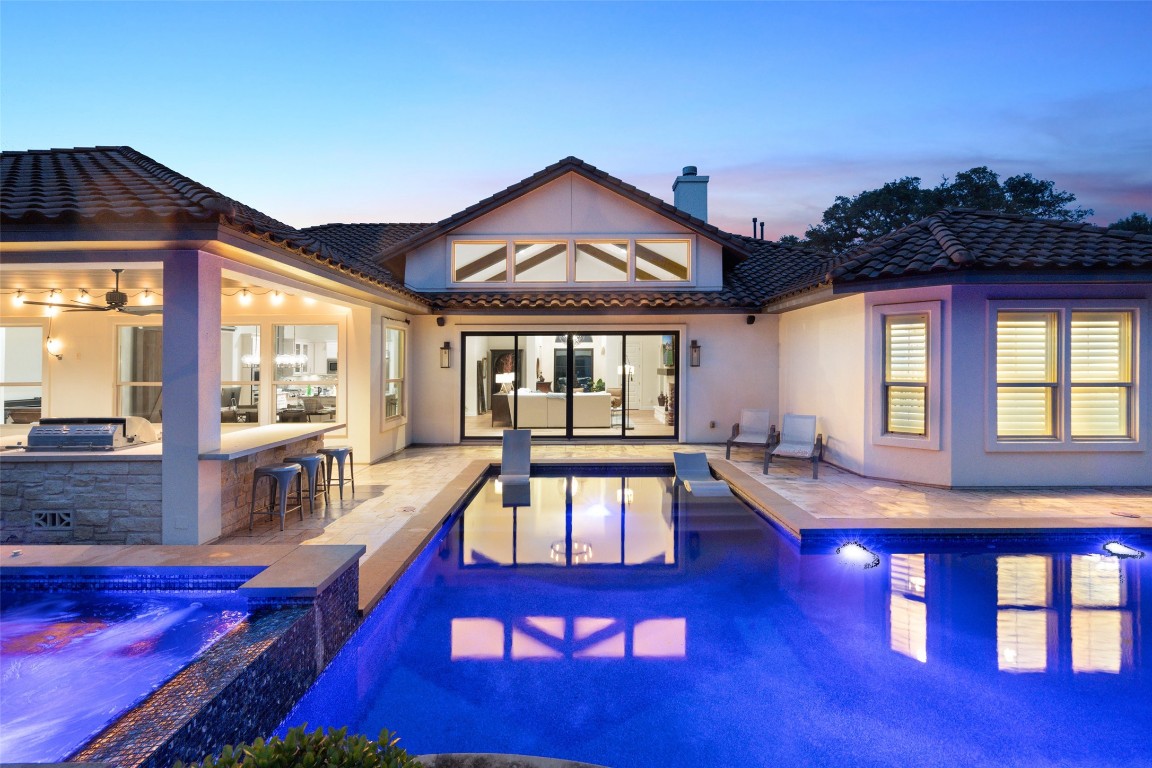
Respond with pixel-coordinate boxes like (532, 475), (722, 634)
(837, 542), (880, 569)
(1103, 542), (1144, 559)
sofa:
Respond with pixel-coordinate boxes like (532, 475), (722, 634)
(493, 391), (612, 428)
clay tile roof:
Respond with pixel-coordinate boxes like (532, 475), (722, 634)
(300, 222), (432, 284)
(1, 146), (426, 302)
(831, 208), (1152, 284)
(373, 156), (755, 264)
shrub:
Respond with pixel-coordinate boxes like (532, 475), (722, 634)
(175, 725), (422, 768)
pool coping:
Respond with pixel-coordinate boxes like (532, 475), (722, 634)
(356, 457), (1152, 612)
(1, 543), (365, 600)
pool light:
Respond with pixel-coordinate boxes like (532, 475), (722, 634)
(837, 542), (880, 569)
(1103, 542), (1145, 559)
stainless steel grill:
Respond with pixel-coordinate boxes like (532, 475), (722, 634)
(25, 417), (158, 451)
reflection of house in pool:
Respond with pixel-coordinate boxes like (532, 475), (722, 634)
(2, 147), (1150, 547)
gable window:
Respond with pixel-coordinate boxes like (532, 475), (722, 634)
(635, 240), (690, 281)
(454, 238), (693, 286)
(995, 308), (1135, 440)
(514, 241), (568, 282)
(575, 241), (628, 282)
(885, 314), (928, 435)
(453, 241), (507, 283)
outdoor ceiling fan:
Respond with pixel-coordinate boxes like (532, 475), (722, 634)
(22, 269), (163, 315)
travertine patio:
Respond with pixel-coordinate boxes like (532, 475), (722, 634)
(220, 443), (1151, 606)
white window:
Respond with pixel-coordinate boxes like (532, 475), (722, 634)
(272, 324), (338, 424)
(870, 300), (941, 450)
(383, 326), (405, 422)
(1, 325), (44, 424)
(995, 307), (1135, 441)
(117, 325), (164, 422)
(885, 314), (928, 435)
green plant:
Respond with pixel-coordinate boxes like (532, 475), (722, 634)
(592, 378), (606, 392)
(175, 725), (422, 768)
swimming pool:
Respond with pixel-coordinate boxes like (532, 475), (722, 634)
(282, 468), (1152, 767)
(0, 589), (247, 763)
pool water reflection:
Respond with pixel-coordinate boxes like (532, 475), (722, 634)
(282, 470), (1151, 767)
(0, 590), (247, 763)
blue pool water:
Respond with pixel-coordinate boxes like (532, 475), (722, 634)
(0, 590), (247, 763)
(282, 470), (1152, 767)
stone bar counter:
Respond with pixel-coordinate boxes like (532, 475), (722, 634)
(0, 423), (344, 545)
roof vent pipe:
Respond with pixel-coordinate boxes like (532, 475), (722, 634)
(752, 217), (758, 238)
(673, 165), (709, 222)
(760, 221), (765, 240)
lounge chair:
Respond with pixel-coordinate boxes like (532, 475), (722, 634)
(725, 409), (776, 472)
(765, 413), (824, 479)
(673, 451), (733, 497)
(498, 429), (531, 486)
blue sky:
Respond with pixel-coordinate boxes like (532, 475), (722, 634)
(3, 1), (1150, 239)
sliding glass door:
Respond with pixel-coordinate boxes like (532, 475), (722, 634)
(461, 330), (678, 440)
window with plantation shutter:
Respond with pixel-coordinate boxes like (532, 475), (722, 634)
(996, 312), (1057, 437)
(1070, 312), (1131, 437)
(885, 315), (928, 435)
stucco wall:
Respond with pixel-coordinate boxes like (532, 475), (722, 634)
(410, 312), (778, 445)
(401, 173), (724, 291)
(778, 295), (866, 473)
(948, 282), (1151, 487)
(861, 286), (954, 486)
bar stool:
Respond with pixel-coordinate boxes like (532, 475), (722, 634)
(318, 446), (355, 499)
(249, 462), (304, 531)
(285, 453), (329, 515)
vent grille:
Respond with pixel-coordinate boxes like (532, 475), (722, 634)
(33, 511), (73, 530)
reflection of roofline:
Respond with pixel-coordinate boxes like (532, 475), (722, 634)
(373, 156), (756, 266)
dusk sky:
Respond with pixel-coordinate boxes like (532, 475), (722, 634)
(3, 1), (1150, 240)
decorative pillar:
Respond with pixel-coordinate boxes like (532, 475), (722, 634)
(161, 251), (223, 544)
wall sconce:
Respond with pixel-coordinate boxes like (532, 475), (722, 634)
(689, 339), (701, 367)
(440, 341), (452, 368)
(45, 336), (63, 360)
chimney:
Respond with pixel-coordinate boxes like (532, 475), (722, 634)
(673, 165), (709, 222)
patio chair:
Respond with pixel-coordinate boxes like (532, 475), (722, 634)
(765, 413), (824, 479)
(672, 451), (733, 497)
(725, 408), (776, 472)
(498, 429), (531, 486)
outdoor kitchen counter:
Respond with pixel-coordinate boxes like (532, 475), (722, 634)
(0, 423), (344, 461)
(0, 440), (162, 461)
(200, 422), (346, 460)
